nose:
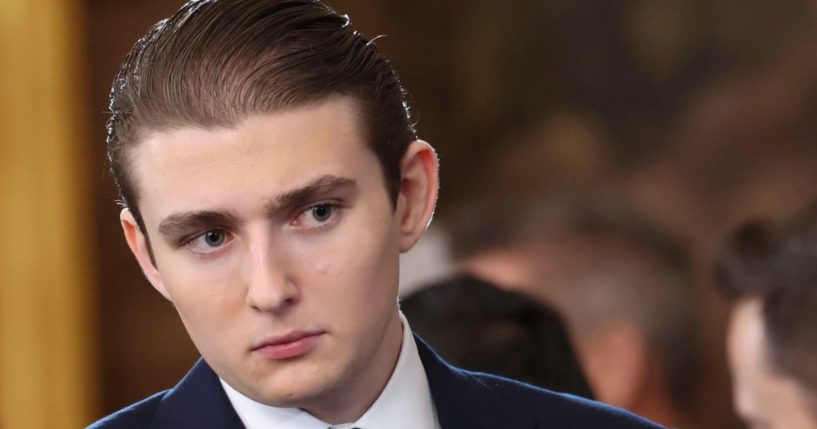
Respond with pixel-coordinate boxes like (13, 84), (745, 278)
(243, 236), (300, 312)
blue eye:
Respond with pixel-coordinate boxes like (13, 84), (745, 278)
(203, 230), (225, 247)
(311, 204), (332, 222)
(291, 202), (341, 230)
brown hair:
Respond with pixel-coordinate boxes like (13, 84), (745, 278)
(107, 0), (416, 233)
(714, 202), (817, 400)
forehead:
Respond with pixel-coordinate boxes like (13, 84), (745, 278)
(128, 97), (380, 218)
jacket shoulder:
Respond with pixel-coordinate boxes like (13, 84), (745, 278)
(464, 370), (664, 429)
(86, 391), (168, 429)
(415, 333), (664, 428)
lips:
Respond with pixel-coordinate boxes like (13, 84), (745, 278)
(251, 331), (324, 360)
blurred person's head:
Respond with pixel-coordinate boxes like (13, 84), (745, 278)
(106, 0), (439, 423)
(449, 194), (699, 428)
(714, 202), (817, 429)
(400, 274), (594, 399)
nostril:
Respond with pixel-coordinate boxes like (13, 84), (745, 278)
(245, 273), (300, 312)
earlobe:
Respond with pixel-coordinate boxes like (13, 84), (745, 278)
(120, 208), (171, 301)
(396, 140), (439, 252)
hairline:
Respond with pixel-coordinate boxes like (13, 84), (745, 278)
(121, 93), (401, 218)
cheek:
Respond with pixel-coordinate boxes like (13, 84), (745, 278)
(348, 219), (399, 290)
(157, 252), (246, 333)
(298, 212), (400, 306)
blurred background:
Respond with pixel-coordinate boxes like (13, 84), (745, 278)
(2, 0), (817, 427)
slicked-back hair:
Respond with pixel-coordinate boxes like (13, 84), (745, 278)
(107, 0), (416, 232)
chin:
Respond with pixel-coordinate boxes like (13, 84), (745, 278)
(249, 365), (342, 406)
(256, 378), (339, 409)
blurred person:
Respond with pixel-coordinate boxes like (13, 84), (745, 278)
(714, 202), (817, 429)
(450, 195), (700, 429)
(401, 274), (594, 399)
(88, 0), (664, 428)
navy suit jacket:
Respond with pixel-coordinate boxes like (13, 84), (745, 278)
(88, 335), (663, 429)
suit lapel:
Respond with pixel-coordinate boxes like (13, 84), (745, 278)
(415, 334), (537, 429)
(149, 358), (245, 429)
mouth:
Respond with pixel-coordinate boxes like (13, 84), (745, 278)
(251, 331), (324, 360)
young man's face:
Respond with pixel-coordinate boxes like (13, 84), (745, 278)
(120, 96), (437, 420)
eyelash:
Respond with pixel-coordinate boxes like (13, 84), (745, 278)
(290, 202), (343, 231)
(181, 228), (233, 256)
(178, 202), (343, 255)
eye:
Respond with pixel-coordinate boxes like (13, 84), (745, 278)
(184, 228), (231, 255)
(292, 203), (340, 230)
(203, 230), (226, 247)
(311, 204), (332, 222)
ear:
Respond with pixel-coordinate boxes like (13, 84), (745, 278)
(120, 208), (171, 301)
(396, 140), (439, 252)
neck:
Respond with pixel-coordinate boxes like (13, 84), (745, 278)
(305, 311), (404, 424)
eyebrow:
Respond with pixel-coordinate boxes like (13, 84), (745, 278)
(156, 175), (357, 239)
(158, 209), (240, 240)
(265, 175), (357, 215)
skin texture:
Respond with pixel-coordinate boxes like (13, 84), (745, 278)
(119, 96), (439, 424)
(727, 299), (817, 429)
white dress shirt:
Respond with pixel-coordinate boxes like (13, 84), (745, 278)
(220, 312), (441, 429)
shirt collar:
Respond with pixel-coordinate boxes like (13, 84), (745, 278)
(220, 311), (440, 429)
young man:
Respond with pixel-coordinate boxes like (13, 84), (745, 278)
(90, 1), (663, 428)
